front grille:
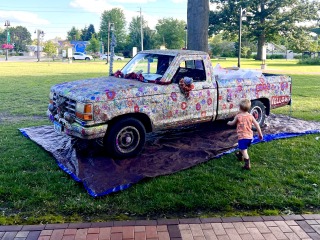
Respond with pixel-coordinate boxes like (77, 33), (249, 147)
(53, 93), (76, 116)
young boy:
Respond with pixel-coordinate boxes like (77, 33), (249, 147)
(227, 99), (263, 170)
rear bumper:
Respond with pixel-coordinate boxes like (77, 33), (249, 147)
(47, 110), (108, 139)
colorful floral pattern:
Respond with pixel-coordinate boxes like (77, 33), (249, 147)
(48, 50), (292, 139)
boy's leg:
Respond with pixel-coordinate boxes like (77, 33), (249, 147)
(240, 149), (249, 159)
(241, 149), (251, 170)
(235, 151), (243, 161)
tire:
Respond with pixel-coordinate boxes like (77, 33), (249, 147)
(85, 57), (90, 61)
(250, 100), (266, 128)
(72, 57), (75, 60)
(117, 58), (121, 61)
(104, 118), (146, 159)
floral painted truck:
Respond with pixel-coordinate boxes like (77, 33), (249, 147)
(47, 50), (292, 158)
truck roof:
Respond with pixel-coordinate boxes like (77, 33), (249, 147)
(140, 49), (207, 56)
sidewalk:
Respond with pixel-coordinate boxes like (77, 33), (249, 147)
(0, 214), (320, 240)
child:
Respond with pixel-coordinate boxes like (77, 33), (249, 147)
(227, 99), (263, 170)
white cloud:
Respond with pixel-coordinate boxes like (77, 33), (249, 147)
(0, 11), (50, 25)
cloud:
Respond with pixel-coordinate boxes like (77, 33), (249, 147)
(0, 11), (50, 25)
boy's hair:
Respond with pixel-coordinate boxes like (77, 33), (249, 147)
(239, 99), (251, 112)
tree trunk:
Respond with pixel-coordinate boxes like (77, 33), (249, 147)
(256, 33), (266, 60)
(187, 0), (209, 52)
(256, 1), (265, 60)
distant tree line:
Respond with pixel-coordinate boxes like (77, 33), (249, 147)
(67, 8), (187, 57)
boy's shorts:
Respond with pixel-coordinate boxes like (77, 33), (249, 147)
(238, 139), (252, 150)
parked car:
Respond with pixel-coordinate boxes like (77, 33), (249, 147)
(72, 52), (93, 61)
(48, 50), (292, 159)
(100, 54), (124, 61)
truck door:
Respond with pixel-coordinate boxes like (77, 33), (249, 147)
(164, 57), (217, 125)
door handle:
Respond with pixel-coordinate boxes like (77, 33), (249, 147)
(202, 85), (210, 89)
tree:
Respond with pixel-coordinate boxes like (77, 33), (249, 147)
(86, 35), (100, 54)
(209, 0), (320, 60)
(80, 26), (88, 41)
(80, 25), (96, 41)
(155, 18), (186, 49)
(8, 26), (32, 52)
(100, 8), (126, 52)
(67, 26), (81, 41)
(187, 0), (209, 52)
(43, 41), (58, 61)
(209, 34), (235, 57)
(86, 24), (96, 40)
(127, 16), (155, 52)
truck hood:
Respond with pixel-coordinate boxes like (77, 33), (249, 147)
(50, 76), (168, 102)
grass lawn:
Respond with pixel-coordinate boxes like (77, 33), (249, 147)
(0, 59), (319, 225)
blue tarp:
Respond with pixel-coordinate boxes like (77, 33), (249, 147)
(19, 115), (320, 197)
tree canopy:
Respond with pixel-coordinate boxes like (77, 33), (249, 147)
(155, 18), (186, 49)
(86, 35), (100, 53)
(100, 8), (126, 52)
(43, 41), (58, 60)
(127, 16), (155, 53)
(0, 26), (32, 52)
(209, 0), (320, 59)
(67, 26), (81, 41)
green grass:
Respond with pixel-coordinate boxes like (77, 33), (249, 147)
(0, 59), (319, 224)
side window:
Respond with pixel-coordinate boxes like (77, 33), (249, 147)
(172, 59), (206, 83)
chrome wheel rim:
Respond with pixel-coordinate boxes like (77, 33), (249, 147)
(115, 126), (140, 153)
(251, 106), (263, 124)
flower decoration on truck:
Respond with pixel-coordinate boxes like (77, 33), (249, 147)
(125, 71), (145, 82)
(114, 70), (124, 78)
(179, 77), (194, 99)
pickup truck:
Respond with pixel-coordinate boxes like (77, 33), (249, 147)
(47, 50), (292, 158)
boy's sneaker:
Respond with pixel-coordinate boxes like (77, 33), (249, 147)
(235, 151), (243, 161)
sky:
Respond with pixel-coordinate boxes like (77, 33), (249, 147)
(0, 0), (189, 40)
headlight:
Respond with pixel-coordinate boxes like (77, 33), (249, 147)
(75, 102), (93, 121)
(49, 92), (54, 100)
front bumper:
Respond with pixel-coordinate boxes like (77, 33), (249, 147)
(47, 110), (108, 140)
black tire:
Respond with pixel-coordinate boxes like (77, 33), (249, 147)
(250, 100), (266, 128)
(117, 58), (121, 61)
(104, 118), (146, 159)
(85, 57), (90, 61)
(72, 57), (75, 60)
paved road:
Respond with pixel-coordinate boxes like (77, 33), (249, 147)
(0, 214), (320, 240)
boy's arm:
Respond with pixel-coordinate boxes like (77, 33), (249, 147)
(252, 118), (263, 140)
(227, 116), (238, 126)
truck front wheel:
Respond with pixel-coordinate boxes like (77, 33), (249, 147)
(250, 100), (266, 128)
(104, 118), (146, 159)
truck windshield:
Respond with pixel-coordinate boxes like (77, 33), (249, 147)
(122, 53), (174, 81)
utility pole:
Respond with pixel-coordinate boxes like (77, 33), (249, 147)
(4, 20), (10, 61)
(139, 7), (144, 51)
(238, 8), (247, 68)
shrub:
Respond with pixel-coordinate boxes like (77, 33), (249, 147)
(298, 58), (320, 65)
(267, 54), (285, 59)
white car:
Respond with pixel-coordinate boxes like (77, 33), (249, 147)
(72, 52), (93, 61)
(100, 54), (124, 61)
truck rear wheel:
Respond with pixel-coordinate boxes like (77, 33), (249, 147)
(250, 100), (266, 128)
(104, 118), (146, 159)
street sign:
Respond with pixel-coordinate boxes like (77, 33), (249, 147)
(7, 31), (10, 43)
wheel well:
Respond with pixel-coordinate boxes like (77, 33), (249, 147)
(252, 98), (270, 115)
(108, 113), (153, 133)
